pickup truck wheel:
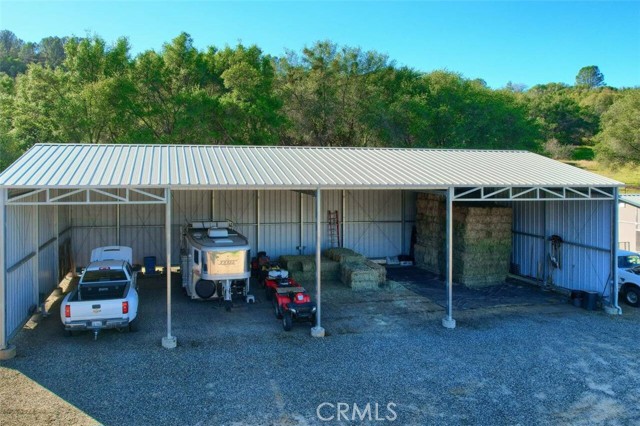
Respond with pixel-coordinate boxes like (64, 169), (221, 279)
(128, 319), (139, 332)
(64, 329), (73, 337)
(624, 286), (640, 307)
(282, 311), (293, 331)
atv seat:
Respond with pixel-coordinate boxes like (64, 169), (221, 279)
(275, 286), (306, 295)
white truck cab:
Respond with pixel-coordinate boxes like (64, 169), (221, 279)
(618, 250), (640, 307)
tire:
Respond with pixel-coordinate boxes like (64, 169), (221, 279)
(282, 311), (293, 331)
(64, 329), (73, 337)
(624, 286), (640, 307)
(195, 280), (216, 299)
(273, 297), (282, 319)
(310, 313), (317, 327)
(128, 319), (139, 332)
(225, 300), (232, 312)
(265, 287), (273, 301)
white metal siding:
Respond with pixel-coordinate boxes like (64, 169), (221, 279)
(5, 202), (37, 338)
(38, 243), (56, 298)
(65, 189), (413, 265)
(6, 260), (36, 337)
(512, 200), (613, 293)
(37, 201), (57, 297)
(512, 202), (545, 279)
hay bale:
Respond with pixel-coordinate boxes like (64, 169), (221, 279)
(281, 256), (341, 282)
(340, 261), (380, 290)
(323, 247), (366, 264)
(365, 260), (386, 284)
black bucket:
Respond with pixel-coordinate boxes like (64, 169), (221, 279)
(581, 291), (599, 311)
(570, 290), (584, 307)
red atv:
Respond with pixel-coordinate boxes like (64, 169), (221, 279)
(264, 269), (317, 331)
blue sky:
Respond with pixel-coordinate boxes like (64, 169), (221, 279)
(1, 1), (639, 89)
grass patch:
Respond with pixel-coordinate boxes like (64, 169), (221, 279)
(564, 159), (640, 193)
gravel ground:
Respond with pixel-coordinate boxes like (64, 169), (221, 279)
(1, 274), (639, 426)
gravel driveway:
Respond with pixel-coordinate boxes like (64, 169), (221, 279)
(1, 274), (639, 425)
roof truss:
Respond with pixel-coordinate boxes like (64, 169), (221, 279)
(6, 188), (167, 205)
(452, 186), (614, 201)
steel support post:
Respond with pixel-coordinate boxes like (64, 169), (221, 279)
(311, 188), (325, 337)
(442, 187), (456, 329)
(162, 188), (177, 348)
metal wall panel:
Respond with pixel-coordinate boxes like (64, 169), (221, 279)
(173, 190), (211, 225)
(38, 242), (56, 298)
(6, 204), (36, 266)
(512, 200), (613, 293)
(546, 200), (612, 292)
(215, 190), (256, 225)
(65, 188), (413, 264)
(512, 202), (545, 279)
(6, 259), (36, 338)
(5, 201), (37, 338)
(38, 205), (55, 245)
(72, 228), (118, 267)
(58, 205), (71, 232)
(344, 223), (403, 258)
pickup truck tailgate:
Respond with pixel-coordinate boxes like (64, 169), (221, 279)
(65, 297), (128, 322)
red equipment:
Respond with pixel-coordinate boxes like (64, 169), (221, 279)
(264, 269), (317, 331)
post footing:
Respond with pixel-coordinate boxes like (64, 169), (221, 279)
(604, 305), (622, 315)
(442, 317), (456, 329)
(311, 326), (325, 338)
(162, 336), (177, 349)
(0, 344), (16, 360)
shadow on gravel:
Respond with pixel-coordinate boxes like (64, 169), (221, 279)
(386, 266), (567, 310)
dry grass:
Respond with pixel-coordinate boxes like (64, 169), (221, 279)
(565, 160), (640, 193)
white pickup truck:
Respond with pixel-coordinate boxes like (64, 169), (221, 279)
(618, 250), (640, 307)
(60, 246), (139, 339)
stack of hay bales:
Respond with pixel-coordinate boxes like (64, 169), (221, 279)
(413, 193), (447, 276)
(413, 193), (512, 288)
(324, 248), (386, 290)
(453, 205), (512, 288)
(278, 255), (340, 282)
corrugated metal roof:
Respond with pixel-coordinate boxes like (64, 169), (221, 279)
(620, 194), (640, 208)
(0, 143), (623, 189)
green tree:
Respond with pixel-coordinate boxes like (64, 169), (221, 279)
(575, 65), (605, 88)
(39, 36), (67, 68)
(595, 90), (640, 164)
(0, 30), (27, 76)
(523, 83), (597, 147)
(0, 73), (21, 170)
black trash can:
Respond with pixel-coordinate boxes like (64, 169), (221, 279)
(581, 291), (599, 311)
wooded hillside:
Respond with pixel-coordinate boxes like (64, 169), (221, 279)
(1, 30), (638, 172)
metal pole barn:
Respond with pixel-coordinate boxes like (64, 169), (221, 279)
(311, 188), (325, 337)
(442, 187), (456, 329)
(162, 188), (177, 349)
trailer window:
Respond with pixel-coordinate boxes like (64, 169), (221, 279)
(193, 249), (200, 265)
